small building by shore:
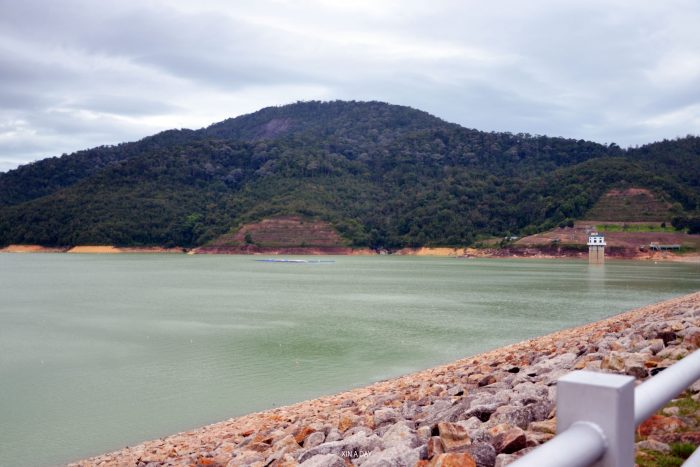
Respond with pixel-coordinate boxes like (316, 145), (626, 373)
(588, 232), (606, 264)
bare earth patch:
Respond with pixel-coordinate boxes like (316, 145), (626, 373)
(0, 244), (69, 253)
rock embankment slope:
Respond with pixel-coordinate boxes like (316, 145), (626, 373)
(70, 292), (700, 467)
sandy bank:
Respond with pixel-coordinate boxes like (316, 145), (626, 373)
(661, 253), (700, 263)
(0, 245), (185, 254)
(67, 245), (122, 254)
(0, 244), (69, 253)
(70, 292), (700, 467)
(2, 243), (696, 262)
(118, 247), (185, 254)
(67, 245), (185, 254)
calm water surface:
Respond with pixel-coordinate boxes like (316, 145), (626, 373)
(0, 254), (699, 466)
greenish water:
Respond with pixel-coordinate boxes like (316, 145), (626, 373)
(0, 254), (698, 466)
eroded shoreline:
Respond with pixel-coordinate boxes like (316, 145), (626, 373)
(69, 292), (700, 466)
(2, 243), (698, 262)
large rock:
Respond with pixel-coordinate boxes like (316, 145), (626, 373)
(600, 351), (625, 372)
(361, 445), (419, 467)
(490, 403), (551, 430)
(303, 432), (325, 449)
(662, 406), (680, 417)
(374, 408), (401, 427)
(294, 427), (316, 445)
(653, 431), (700, 445)
(656, 330), (677, 345)
(277, 434), (303, 451)
(538, 368), (570, 386)
(488, 424), (526, 454)
(426, 452), (477, 467)
(657, 345), (689, 360)
(510, 383), (548, 405)
(339, 414), (360, 433)
(624, 358), (648, 379)
(645, 339), (665, 355)
(265, 434), (302, 465)
(247, 441), (273, 452)
(474, 392), (511, 407)
(227, 451), (265, 466)
(382, 421), (419, 449)
(297, 432), (384, 463)
(325, 429), (342, 442)
(689, 379), (700, 393)
(478, 374), (498, 387)
(276, 453), (301, 467)
(419, 400), (473, 426)
(401, 401), (421, 420)
(425, 400), (455, 418)
(528, 419), (556, 434)
(525, 431), (554, 447)
(345, 426), (374, 439)
(683, 326), (700, 347)
(438, 422), (472, 452)
(417, 425), (432, 443)
(528, 353), (578, 376)
(427, 436), (445, 458)
(298, 453), (346, 467)
(494, 447), (536, 466)
(464, 442), (497, 467)
(600, 351), (648, 378)
(464, 403), (500, 423)
(415, 444), (429, 461)
(456, 417), (483, 434)
(637, 415), (687, 437)
(626, 333), (652, 352)
(636, 439), (671, 453)
(583, 360), (602, 371)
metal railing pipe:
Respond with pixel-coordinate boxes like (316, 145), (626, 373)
(509, 422), (606, 467)
(682, 446), (700, 466)
(635, 349), (700, 425)
(508, 350), (700, 467)
(513, 371), (635, 467)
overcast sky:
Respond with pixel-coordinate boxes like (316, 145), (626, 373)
(1, 0), (699, 172)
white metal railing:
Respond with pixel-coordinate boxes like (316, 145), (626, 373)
(511, 349), (700, 467)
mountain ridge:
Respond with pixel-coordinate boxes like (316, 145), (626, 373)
(0, 100), (698, 249)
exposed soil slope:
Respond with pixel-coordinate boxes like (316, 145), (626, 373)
(0, 244), (69, 253)
(584, 188), (674, 222)
(196, 217), (358, 254)
(516, 223), (700, 258)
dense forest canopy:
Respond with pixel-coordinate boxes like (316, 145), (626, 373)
(0, 101), (698, 248)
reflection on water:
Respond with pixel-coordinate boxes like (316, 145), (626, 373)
(0, 254), (698, 466)
(586, 263), (606, 290)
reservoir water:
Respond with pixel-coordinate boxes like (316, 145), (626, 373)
(0, 254), (699, 466)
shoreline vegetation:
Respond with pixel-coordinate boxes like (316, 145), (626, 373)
(69, 292), (700, 467)
(2, 243), (699, 263)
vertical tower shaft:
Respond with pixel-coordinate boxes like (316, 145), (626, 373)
(587, 232), (606, 264)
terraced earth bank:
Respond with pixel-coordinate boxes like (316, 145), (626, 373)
(195, 217), (368, 255)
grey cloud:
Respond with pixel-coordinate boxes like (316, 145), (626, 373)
(0, 0), (312, 89)
(0, 89), (51, 110)
(75, 95), (180, 117)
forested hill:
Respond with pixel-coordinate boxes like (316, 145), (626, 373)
(0, 100), (698, 249)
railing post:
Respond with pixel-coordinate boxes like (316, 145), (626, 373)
(558, 371), (636, 467)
